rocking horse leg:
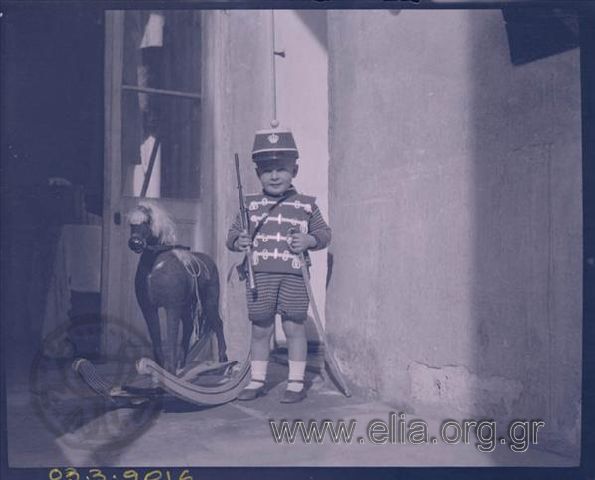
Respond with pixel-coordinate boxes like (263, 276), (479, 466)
(180, 303), (193, 370)
(212, 313), (228, 363)
(139, 303), (164, 368)
(204, 279), (228, 363)
(164, 305), (183, 374)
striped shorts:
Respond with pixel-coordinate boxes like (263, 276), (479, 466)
(246, 272), (309, 324)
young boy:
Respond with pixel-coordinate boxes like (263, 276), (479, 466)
(227, 128), (331, 403)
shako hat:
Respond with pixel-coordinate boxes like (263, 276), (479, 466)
(251, 127), (299, 162)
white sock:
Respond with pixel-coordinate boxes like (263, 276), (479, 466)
(246, 360), (268, 389)
(287, 360), (306, 392)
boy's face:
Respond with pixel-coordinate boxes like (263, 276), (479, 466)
(256, 161), (298, 196)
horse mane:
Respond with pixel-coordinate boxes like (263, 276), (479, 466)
(128, 202), (204, 274)
(128, 201), (177, 245)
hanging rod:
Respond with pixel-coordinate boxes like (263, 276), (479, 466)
(122, 84), (201, 101)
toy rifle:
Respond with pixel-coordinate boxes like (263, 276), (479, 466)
(234, 153), (257, 292)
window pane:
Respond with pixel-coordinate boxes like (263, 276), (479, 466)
(120, 10), (201, 199)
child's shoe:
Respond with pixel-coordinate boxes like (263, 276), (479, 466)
(280, 380), (306, 403)
(237, 380), (266, 401)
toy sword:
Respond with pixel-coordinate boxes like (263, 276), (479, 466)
(289, 229), (351, 397)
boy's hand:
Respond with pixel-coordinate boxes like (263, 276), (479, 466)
(288, 232), (317, 254)
(235, 230), (252, 251)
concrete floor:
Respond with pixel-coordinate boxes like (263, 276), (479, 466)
(6, 355), (578, 468)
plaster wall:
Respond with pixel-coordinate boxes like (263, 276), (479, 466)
(326, 9), (581, 454)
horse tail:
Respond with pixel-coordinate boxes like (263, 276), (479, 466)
(171, 250), (205, 338)
(176, 250), (227, 362)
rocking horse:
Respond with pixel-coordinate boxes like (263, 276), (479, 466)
(127, 202), (227, 372)
(73, 202), (250, 407)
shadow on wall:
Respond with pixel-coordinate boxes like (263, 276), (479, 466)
(469, 9), (582, 460)
(295, 10), (328, 51)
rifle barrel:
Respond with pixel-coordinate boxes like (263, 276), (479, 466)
(234, 153), (257, 292)
(235, 154), (247, 229)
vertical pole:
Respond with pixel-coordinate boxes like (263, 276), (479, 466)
(102, 11), (125, 357)
(271, 10), (278, 127)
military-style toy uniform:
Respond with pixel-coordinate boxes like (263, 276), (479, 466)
(227, 187), (330, 322)
(226, 128), (331, 323)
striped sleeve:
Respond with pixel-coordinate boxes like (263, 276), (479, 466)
(308, 204), (331, 251)
(226, 212), (244, 251)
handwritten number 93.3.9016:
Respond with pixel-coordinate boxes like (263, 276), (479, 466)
(49, 468), (194, 480)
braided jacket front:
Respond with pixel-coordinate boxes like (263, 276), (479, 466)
(226, 188), (331, 275)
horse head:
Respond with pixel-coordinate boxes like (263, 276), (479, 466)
(127, 202), (177, 254)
